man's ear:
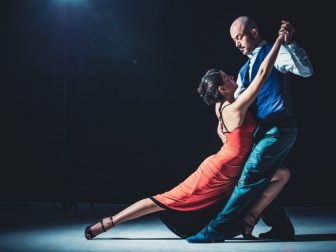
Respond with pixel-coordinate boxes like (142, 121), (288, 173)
(251, 28), (259, 39)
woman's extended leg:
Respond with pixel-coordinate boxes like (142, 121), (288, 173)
(85, 198), (165, 239)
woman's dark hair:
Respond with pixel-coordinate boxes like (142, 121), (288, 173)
(197, 68), (225, 105)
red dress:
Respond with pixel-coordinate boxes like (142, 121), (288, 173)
(153, 111), (256, 211)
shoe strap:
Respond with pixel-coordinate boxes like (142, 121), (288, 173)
(100, 219), (106, 232)
(110, 216), (115, 227)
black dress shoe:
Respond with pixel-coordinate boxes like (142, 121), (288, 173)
(259, 217), (294, 241)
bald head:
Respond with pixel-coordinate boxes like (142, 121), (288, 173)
(230, 16), (258, 35)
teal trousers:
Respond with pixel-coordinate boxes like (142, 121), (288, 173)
(208, 118), (298, 234)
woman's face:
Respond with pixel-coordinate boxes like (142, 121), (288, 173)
(220, 71), (237, 95)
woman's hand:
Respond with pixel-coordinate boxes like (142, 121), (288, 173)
(279, 20), (295, 44)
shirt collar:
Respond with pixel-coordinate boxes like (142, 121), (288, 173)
(247, 40), (267, 59)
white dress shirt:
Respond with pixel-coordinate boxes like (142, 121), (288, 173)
(234, 40), (314, 98)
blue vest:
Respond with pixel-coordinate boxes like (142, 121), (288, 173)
(239, 43), (294, 121)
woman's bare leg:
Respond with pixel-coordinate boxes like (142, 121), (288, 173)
(113, 198), (165, 225)
(87, 198), (165, 238)
(243, 167), (290, 235)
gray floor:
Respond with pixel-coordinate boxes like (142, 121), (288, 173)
(0, 202), (335, 252)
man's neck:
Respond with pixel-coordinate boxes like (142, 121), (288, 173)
(247, 40), (266, 59)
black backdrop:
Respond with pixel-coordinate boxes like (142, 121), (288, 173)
(1, 0), (334, 206)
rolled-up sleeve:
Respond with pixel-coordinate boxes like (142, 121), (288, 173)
(275, 42), (313, 78)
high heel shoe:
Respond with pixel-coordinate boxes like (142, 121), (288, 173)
(85, 216), (115, 240)
(242, 221), (258, 240)
(242, 213), (258, 240)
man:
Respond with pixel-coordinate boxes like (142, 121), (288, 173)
(187, 16), (313, 243)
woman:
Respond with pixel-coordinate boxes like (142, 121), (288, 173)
(85, 31), (287, 240)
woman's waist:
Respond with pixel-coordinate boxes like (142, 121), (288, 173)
(225, 135), (254, 146)
(219, 142), (253, 154)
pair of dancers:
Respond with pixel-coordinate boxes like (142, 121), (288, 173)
(85, 17), (313, 242)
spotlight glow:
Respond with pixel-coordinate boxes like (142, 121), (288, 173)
(54, 0), (90, 6)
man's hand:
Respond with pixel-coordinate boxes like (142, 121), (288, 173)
(279, 20), (295, 44)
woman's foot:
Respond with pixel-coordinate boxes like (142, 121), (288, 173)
(242, 213), (258, 240)
(85, 216), (115, 240)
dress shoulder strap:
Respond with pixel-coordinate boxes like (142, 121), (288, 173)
(218, 102), (231, 134)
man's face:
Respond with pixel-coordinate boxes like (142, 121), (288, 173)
(230, 23), (257, 55)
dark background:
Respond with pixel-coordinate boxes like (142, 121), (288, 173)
(1, 0), (334, 206)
